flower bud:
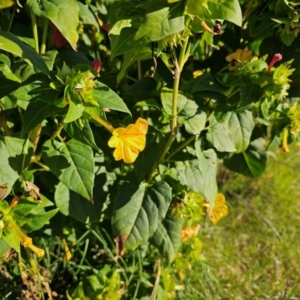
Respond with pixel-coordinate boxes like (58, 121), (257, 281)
(92, 58), (101, 73)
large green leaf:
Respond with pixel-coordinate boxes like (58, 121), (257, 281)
(42, 139), (94, 200)
(149, 212), (183, 263)
(0, 0), (14, 9)
(21, 100), (65, 137)
(175, 141), (218, 207)
(27, 0), (79, 50)
(132, 2), (185, 44)
(64, 119), (99, 150)
(215, 110), (254, 153)
(0, 31), (49, 74)
(206, 116), (236, 152)
(186, 0), (242, 27)
(112, 181), (172, 250)
(161, 88), (187, 116)
(224, 137), (267, 177)
(92, 81), (131, 115)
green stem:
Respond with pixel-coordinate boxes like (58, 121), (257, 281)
(51, 120), (65, 139)
(21, 137), (30, 172)
(7, 4), (17, 32)
(40, 18), (49, 55)
(30, 11), (39, 53)
(165, 135), (197, 161)
(146, 36), (190, 182)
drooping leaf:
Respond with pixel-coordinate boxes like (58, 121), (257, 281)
(0, 77), (21, 99)
(42, 139), (94, 200)
(215, 110), (254, 153)
(224, 137), (267, 177)
(112, 181), (172, 250)
(27, 0), (79, 50)
(149, 212), (183, 263)
(206, 116), (236, 152)
(0, 30), (49, 74)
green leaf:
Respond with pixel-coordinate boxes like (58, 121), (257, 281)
(92, 81), (131, 115)
(224, 137), (267, 177)
(3, 230), (20, 253)
(183, 112), (207, 135)
(23, 209), (59, 232)
(65, 101), (84, 123)
(112, 181), (172, 250)
(206, 116), (236, 152)
(238, 84), (262, 111)
(215, 110), (254, 153)
(134, 140), (162, 181)
(186, 0), (242, 27)
(0, 0), (14, 9)
(55, 161), (116, 223)
(64, 118), (99, 150)
(21, 101), (65, 137)
(0, 30), (49, 75)
(0, 240), (11, 257)
(132, 2), (185, 44)
(117, 47), (152, 83)
(42, 139), (94, 200)
(175, 142), (218, 207)
(161, 88), (187, 116)
(149, 212), (183, 263)
(0, 77), (21, 99)
(27, 0), (79, 50)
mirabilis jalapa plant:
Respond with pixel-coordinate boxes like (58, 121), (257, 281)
(0, 0), (299, 282)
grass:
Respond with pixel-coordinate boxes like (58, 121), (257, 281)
(180, 147), (300, 299)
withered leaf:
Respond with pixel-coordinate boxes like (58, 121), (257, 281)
(114, 235), (128, 259)
(24, 181), (41, 201)
(0, 184), (8, 200)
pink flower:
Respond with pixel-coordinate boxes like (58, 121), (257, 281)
(268, 53), (282, 72)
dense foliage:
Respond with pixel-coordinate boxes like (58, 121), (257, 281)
(0, 0), (300, 298)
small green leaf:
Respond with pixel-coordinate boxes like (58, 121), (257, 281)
(27, 0), (79, 50)
(42, 139), (94, 200)
(206, 116), (236, 152)
(93, 81), (131, 115)
(224, 137), (267, 177)
(149, 212), (183, 263)
(112, 181), (172, 250)
(3, 230), (20, 253)
(161, 88), (187, 116)
(0, 30), (49, 74)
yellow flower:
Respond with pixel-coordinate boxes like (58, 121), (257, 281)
(206, 193), (228, 224)
(108, 118), (148, 163)
(225, 49), (253, 64)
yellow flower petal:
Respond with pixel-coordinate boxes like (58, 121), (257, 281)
(108, 118), (148, 163)
(225, 49), (253, 63)
(207, 193), (228, 224)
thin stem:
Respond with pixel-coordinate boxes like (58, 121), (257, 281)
(282, 127), (289, 153)
(7, 4), (17, 32)
(165, 135), (197, 161)
(137, 60), (144, 118)
(146, 36), (190, 182)
(92, 116), (115, 133)
(30, 11), (39, 53)
(40, 18), (49, 55)
(21, 137), (30, 172)
(25, 248), (38, 274)
(51, 120), (65, 140)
